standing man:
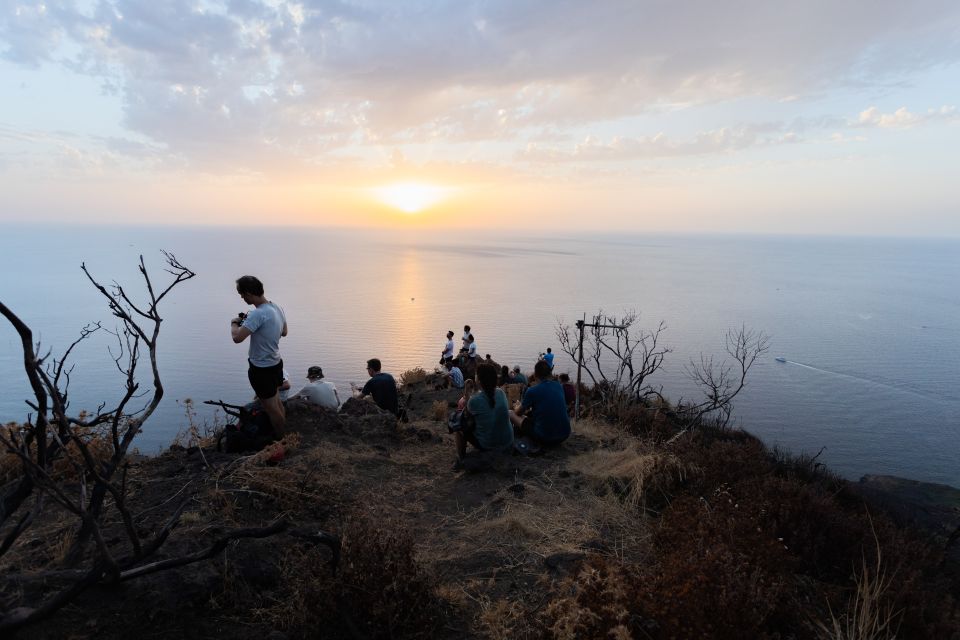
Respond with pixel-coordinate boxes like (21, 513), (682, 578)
(360, 358), (399, 416)
(231, 275), (288, 435)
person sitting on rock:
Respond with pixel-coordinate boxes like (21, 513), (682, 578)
(455, 363), (514, 466)
(558, 372), (577, 408)
(509, 365), (528, 385)
(290, 365), (341, 409)
(509, 360), (570, 447)
(360, 358), (399, 416)
(498, 365), (511, 386)
(457, 379), (475, 412)
(443, 360), (464, 389)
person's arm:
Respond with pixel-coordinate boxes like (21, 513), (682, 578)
(360, 379), (371, 398)
(334, 388), (341, 406)
(281, 319), (288, 337)
(231, 318), (251, 343)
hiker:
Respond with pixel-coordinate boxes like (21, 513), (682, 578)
(441, 330), (456, 364)
(360, 358), (399, 416)
(290, 365), (341, 409)
(461, 325), (472, 353)
(509, 360), (570, 447)
(498, 365), (511, 386)
(455, 363), (513, 465)
(231, 275), (288, 435)
(444, 360), (465, 389)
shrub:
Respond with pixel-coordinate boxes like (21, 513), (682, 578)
(399, 367), (428, 387)
(430, 400), (448, 422)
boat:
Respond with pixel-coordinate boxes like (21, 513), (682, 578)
(775, 357), (786, 363)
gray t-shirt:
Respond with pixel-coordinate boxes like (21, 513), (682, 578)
(241, 302), (285, 367)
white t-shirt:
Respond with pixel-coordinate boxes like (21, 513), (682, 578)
(442, 338), (455, 359)
(468, 341), (478, 359)
(293, 379), (340, 409)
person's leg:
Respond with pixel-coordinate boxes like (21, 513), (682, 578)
(454, 431), (467, 459)
(261, 393), (286, 436)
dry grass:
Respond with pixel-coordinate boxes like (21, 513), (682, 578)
(815, 525), (902, 640)
(430, 399), (448, 421)
(570, 417), (620, 443)
(568, 444), (696, 510)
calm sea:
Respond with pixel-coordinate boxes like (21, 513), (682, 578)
(1, 225), (958, 486)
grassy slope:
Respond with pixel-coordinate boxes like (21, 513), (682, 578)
(7, 374), (960, 639)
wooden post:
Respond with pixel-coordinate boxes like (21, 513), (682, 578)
(574, 314), (585, 422)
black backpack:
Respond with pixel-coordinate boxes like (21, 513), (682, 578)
(216, 401), (277, 453)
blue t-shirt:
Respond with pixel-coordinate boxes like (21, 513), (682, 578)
(467, 388), (513, 451)
(241, 302), (285, 367)
(520, 379), (570, 444)
(543, 352), (555, 369)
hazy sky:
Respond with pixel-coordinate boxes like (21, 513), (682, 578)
(2, 0), (959, 234)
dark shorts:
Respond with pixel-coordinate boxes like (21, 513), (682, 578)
(248, 360), (283, 400)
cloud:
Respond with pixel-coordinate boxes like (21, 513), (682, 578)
(857, 105), (958, 129)
(2, 0), (959, 173)
(519, 126), (801, 162)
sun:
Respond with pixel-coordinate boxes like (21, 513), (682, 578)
(373, 182), (452, 213)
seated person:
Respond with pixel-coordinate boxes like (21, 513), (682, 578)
(509, 360), (571, 447)
(558, 373), (577, 406)
(456, 379), (475, 412)
(467, 334), (478, 362)
(278, 368), (292, 402)
(290, 365), (340, 409)
(455, 363), (513, 464)
(498, 365), (511, 387)
(360, 358), (399, 416)
(442, 360), (464, 389)
(509, 365), (528, 385)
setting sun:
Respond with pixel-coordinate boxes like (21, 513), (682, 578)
(372, 182), (453, 213)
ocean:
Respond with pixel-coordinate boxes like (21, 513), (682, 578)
(1, 225), (958, 486)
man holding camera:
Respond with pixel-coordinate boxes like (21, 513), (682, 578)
(231, 275), (288, 435)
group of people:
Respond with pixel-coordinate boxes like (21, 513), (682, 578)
(451, 358), (571, 467)
(231, 275), (571, 466)
(230, 276), (400, 426)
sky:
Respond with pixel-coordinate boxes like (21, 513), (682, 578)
(1, 0), (959, 234)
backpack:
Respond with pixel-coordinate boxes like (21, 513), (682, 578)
(217, 401), (277, 453)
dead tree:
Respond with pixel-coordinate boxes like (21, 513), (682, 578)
(556, 310), (670, 415)
(679, 325), (770, 428)
(0, 252), (297, 632)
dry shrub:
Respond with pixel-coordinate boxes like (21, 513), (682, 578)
(502, 383), (524, 406)
(641, 493), (799, 637)
(430, 399), (448, 422)
(260, 512), (441, 639)
(670, 429), (772, 495)
(568, 445), (695, 511)
(400, 367), (428, 387)
(540, 556), (648, 639)
(479, 597), (538, 640)
(337, 511), (441, 638)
